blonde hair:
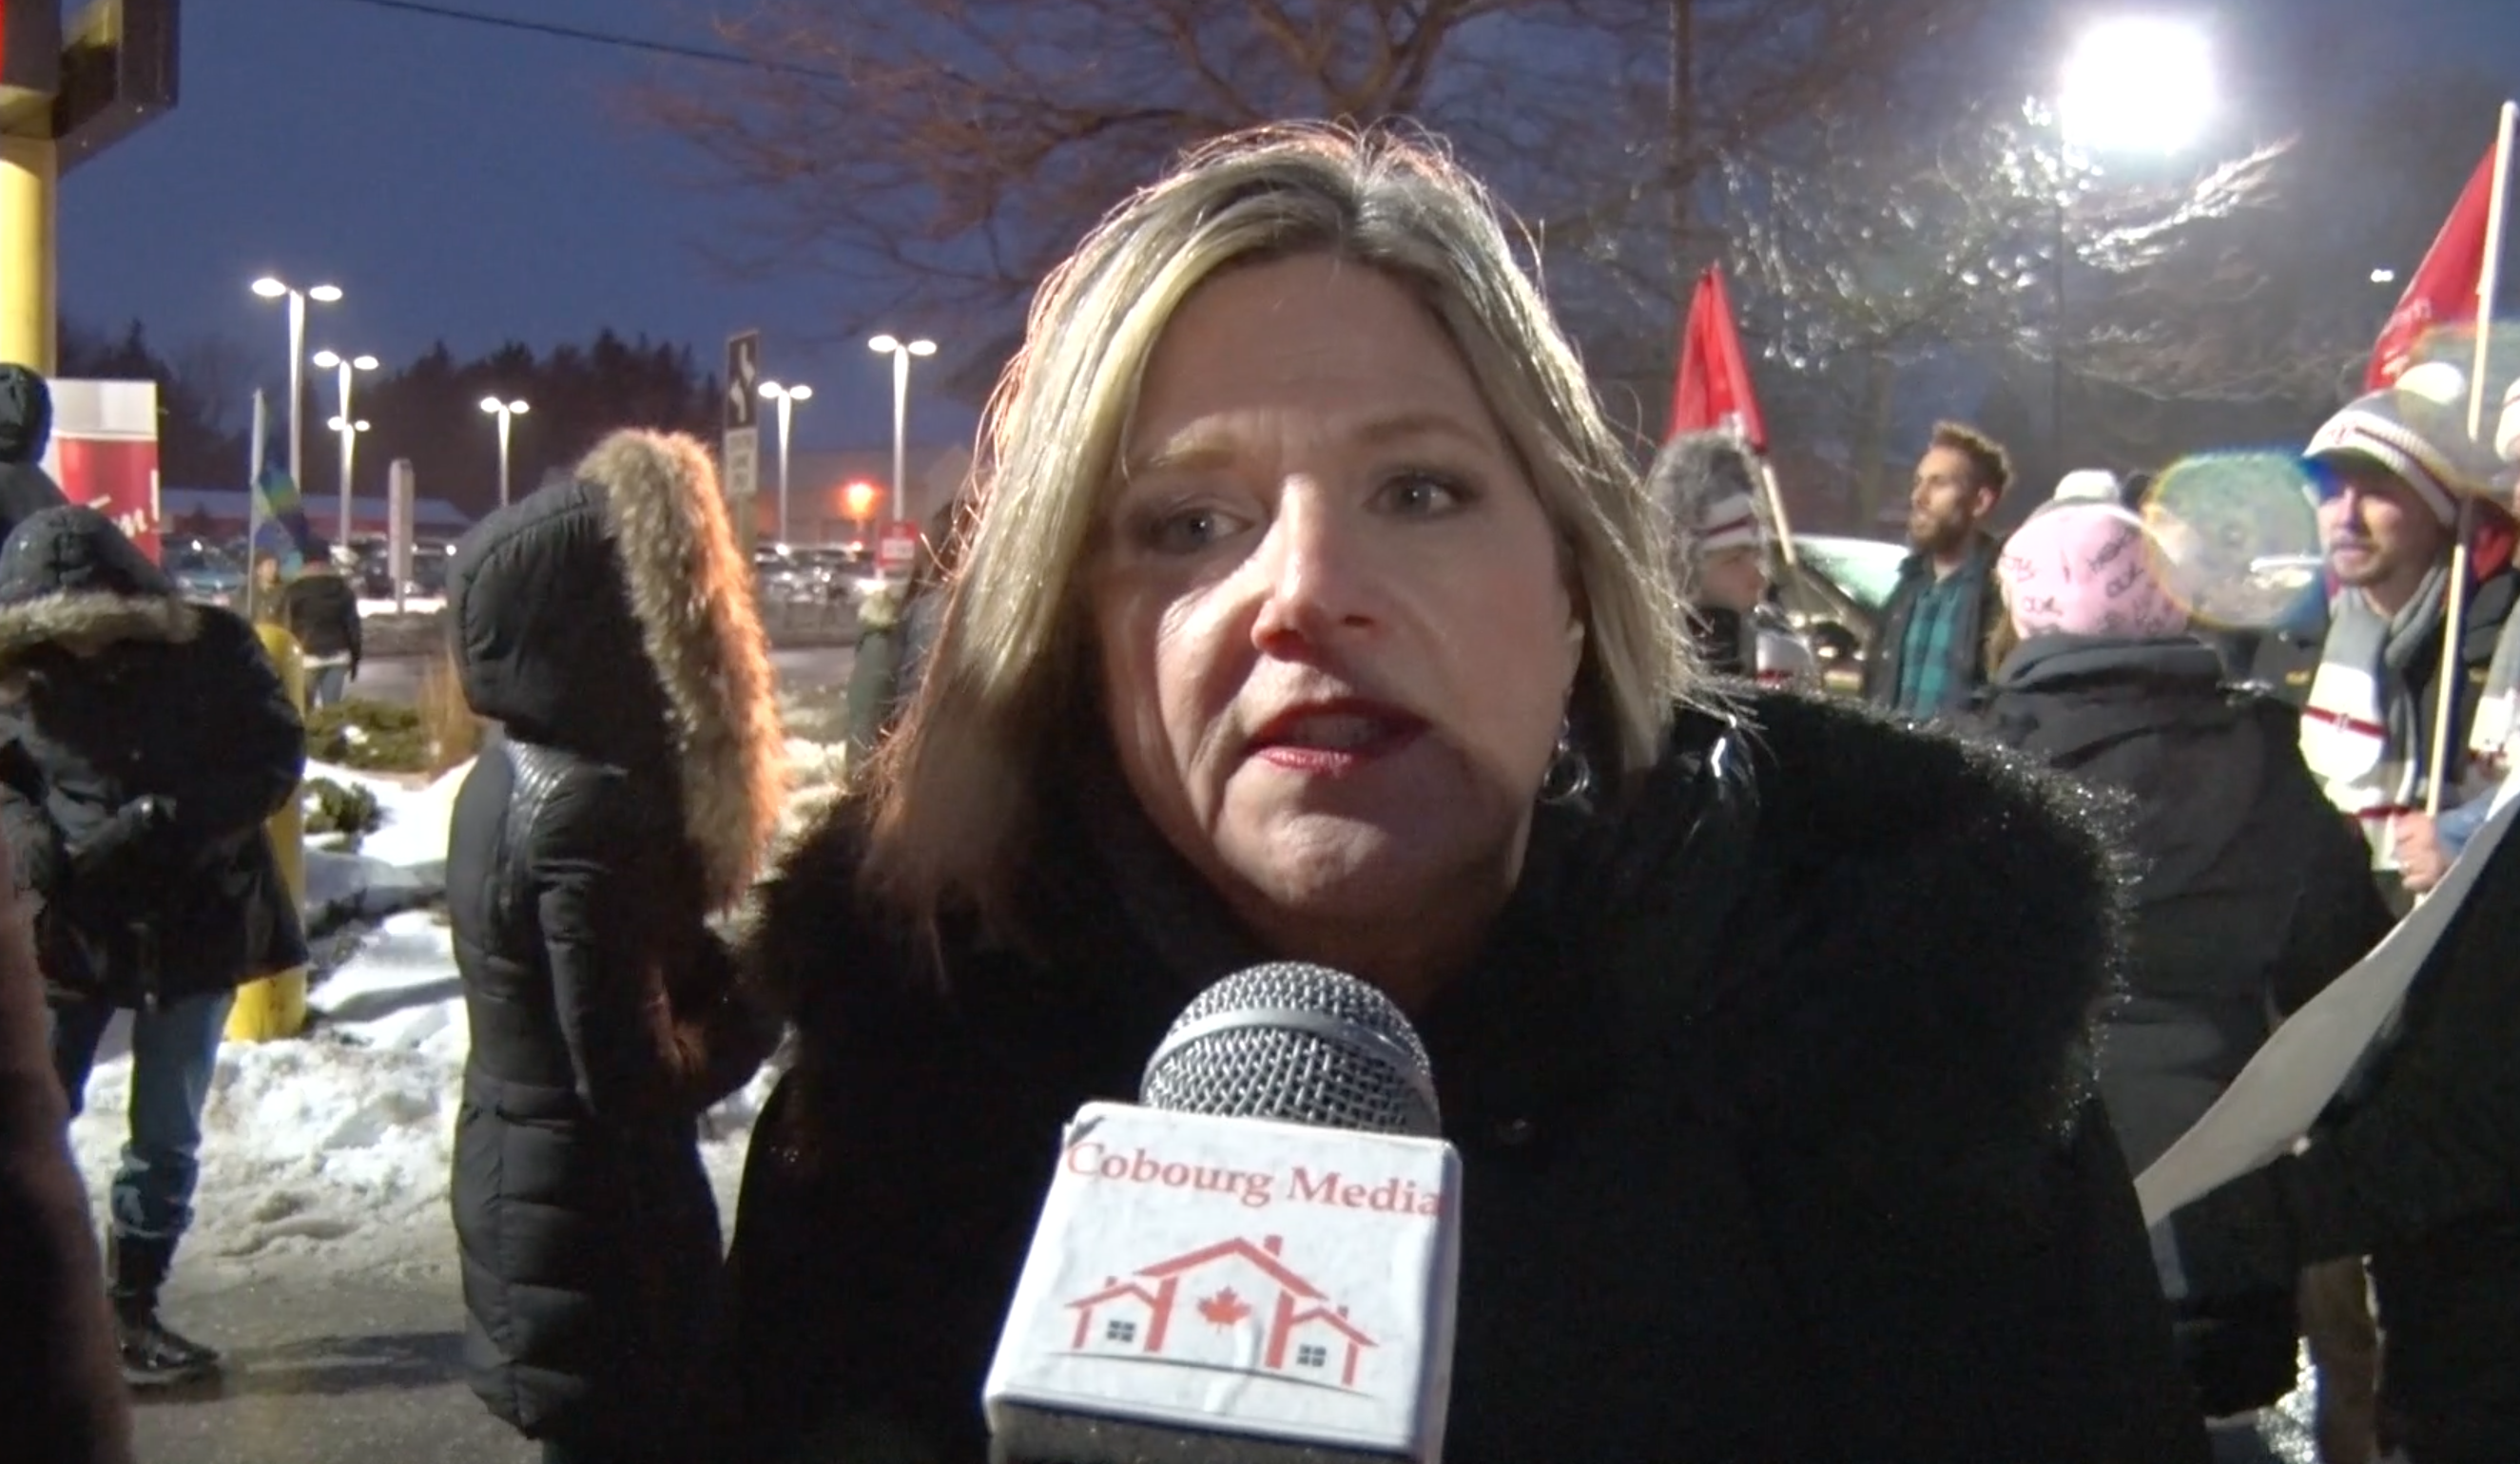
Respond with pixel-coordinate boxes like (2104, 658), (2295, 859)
(862, 122), (1694, 936)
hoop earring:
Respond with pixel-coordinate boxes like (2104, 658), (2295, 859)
(1540, 716), (1594, 806)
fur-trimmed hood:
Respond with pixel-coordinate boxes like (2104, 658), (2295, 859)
(449, 430), (785, 907)
(0, 504), (198, 672)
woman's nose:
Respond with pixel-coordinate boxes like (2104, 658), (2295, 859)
(1250, 491), (1374, 651)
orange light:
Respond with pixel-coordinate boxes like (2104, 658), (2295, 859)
(843, 480), (882, 520)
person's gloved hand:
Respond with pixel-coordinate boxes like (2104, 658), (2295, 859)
(66, 795), (180, 887)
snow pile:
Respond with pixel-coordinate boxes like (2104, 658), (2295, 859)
(67, 756), (803, 1283)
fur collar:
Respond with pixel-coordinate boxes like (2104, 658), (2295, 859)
(753, 689), (2124, 1137)
(577, 430), (788, 908)
(0, 592), (200, 669)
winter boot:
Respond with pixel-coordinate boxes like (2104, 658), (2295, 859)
(107, 1231), (222, 1387)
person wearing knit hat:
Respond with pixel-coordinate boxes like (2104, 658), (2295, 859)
(1996, 502), (2187, 642)
(1642, 430), (1816, 688)
(2297, 377), (2520, 900)
(1964, 498), (2391, 1452)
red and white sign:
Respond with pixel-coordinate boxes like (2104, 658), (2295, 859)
(984, 1102), (1459, 1460)
(38, 378), (163, 563)
(876, 519), (921, 575)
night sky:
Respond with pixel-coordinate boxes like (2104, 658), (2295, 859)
(49, 0), (2520, 458)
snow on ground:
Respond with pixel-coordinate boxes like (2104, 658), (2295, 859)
(68, 755), (811, 1284)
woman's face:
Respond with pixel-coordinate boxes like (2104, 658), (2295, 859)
(1088, 253), (1581, 983)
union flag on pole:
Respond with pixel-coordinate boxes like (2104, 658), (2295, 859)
(2368, 136), (2509, 391)
(1669, 265), (1767, 453)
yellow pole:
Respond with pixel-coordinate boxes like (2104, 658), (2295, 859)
(227, 623), (309, 1041)
(0, 132), (57, 375)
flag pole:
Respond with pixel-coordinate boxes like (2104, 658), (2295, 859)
(247, 388), (267, 625)
(2425, 99), (2517, 817)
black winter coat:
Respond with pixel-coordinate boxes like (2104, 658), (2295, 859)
(445, 430), (786, 1451)
(1963, 634), (2391, 1412)
(721, 690), (2205, 1464)
(0, 507), (304, 1010)
(2181, 790), (2520, 1464)
(277, 571), (362, 665)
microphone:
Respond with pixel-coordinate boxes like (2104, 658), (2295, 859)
(983, 962), (1461, 1463)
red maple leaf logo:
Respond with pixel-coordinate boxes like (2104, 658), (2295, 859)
(1197, 1286), (1252, 1327)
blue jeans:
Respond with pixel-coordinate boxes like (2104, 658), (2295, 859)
(48, 991), (235, 1245)
(307, 663), (352, 709)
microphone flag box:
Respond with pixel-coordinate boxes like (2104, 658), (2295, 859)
(983, 1101), (1461, 1461)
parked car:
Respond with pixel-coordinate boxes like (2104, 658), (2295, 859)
(1773, 533), (1906, 695)
(167, 540), (246, 607)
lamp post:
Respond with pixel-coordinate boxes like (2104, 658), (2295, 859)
(868, 334), (936, 535)
(759, 380), (813, 544)
(479, 396), (530, 507)
(843, 479), (881, 550)
(313, 349), (378, 546)
(2051, 18), (2214, 468)
(324, 414), (370, 551)
(251, 277), (343, 492)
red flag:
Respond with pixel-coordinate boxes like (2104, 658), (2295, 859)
(2368, 139), (2507, 390)
(1668, 265), (1767, 453)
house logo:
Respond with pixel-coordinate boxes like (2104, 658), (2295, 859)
(1064, 1234), (1377, 1391)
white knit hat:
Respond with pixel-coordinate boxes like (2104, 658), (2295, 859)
(2305, 388), (2472, 526)
(2497, 376), (2520, 465)
(1646, 432), (1767, 557)
(2049, 469), (2123, 507)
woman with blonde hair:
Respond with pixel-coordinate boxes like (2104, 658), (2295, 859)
(721, 124), (2199, 1462)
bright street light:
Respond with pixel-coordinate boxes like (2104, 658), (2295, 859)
(326, 416), (370, 433)
(479, 397), (531, 507)
(869, 335), (939, 550)
(2372, 267), (2398, 286)
(314, 350), (380, 544)
(2059, 17), (2216, 157)
(760, 380), (815, 543)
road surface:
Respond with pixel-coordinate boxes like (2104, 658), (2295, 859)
(132, 1272), (533, 1464)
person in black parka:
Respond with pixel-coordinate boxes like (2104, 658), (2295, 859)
(0, 366), (74, 542)
(275, 548), (363, 708)
(0, 505), (306, 1387)
(1962, 503), (2391, 1436)
(445, 429), (788, 1464)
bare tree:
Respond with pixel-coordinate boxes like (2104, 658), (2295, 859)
(636, 0), (2006, 399)
(1717, 94), (2294, 519)
(168, 334), (260, 436)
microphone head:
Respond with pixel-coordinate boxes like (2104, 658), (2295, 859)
(1140, 962), (1442, 1138)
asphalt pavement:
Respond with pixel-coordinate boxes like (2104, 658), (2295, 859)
(131, 1270), (533, 1464)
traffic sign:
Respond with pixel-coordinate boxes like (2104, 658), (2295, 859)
(877, 520), (921, 574)
(723, 427), (760, 508)
(724, 330), (761, 432)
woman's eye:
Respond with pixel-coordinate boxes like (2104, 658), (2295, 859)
(1379, 471), (1471, 516)
(1141, 504), (1245, 555)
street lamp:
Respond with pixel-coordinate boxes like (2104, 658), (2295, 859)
(759, 380), (813, 544)
(313, 349), (378, 545)
(2050, 18), (2215, 465)
(843, 479), (881, 548)
(868, 334), (936, 535)
(250, 277), (344, 493)
(479, 396), (530, 508)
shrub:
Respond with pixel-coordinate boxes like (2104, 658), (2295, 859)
(304, 700), (432, 773)
(303, 778), (383, 849)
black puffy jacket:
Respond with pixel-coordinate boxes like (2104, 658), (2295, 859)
(0, 506), (305, 1009)
(444, 430), (785, 1451)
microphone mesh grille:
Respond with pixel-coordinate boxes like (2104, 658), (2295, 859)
(1140, 962), (1440, 1137)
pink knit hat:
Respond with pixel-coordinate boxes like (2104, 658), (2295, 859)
(1996, 503), (2187, 640)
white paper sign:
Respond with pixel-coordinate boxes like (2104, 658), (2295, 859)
(984, 1102), (1460, 1460)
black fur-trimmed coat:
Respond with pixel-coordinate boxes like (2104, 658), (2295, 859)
(720, 690), (2205, 1464)
(0, 507), (305, 1011)
(445, 431), (787, 1450)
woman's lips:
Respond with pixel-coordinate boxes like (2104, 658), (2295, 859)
(1247, 703), (1429, 775)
